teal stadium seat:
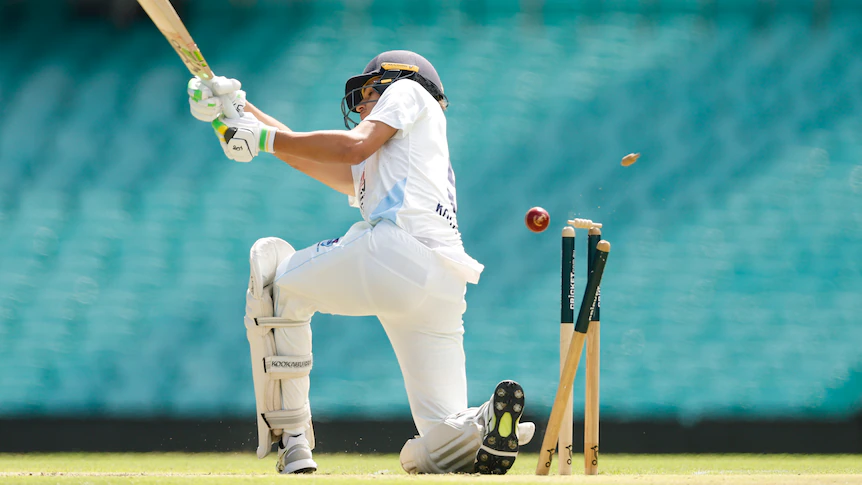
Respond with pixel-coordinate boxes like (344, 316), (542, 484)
(1, 0), (860, 423)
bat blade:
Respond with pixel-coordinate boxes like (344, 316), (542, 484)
(136, 0), (241, 118)
(137, 0), (213, 80)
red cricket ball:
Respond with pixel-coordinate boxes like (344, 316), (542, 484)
(525, 207), (550, 233)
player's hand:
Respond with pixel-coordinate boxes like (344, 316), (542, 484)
(188, 76), (246, 121)
(212, 113), (277, 163)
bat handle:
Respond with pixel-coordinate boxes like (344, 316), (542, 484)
(218, 93), (242, 119)
(200, 76), (242, 119)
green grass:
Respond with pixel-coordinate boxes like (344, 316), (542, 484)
(0, 453), (861, 484)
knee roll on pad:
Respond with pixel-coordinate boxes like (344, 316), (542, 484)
(249, 237), (296, 301)
(246, 238), (315, 459)
(247, 237), (295, 320)
(400, 420), (482, 474)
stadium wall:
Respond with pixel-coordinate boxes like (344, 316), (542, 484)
(2, 416), (860, 454)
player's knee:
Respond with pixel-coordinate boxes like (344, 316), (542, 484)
(399, 420), (481, 474)
(400, 437), (436, 474)
(249, 237), (295, 301)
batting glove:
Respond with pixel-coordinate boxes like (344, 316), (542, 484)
(212, 113), (277, 163)
(188, 76), (246, 122)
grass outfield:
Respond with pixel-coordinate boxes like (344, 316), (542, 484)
(0, 453), (860, 484)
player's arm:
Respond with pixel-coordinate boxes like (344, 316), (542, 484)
(212, 112), (397, 180)
(244, 102), (357, 196)
(245, 101), (395, 165)
(186, 77), (373, 195)
(270, 120), (396, 166)
(210, 95), (397, 167)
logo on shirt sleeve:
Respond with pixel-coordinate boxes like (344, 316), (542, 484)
(358, 170), (366, 211)
(316, 237), (341, 252)
(435, 203), (459, 230)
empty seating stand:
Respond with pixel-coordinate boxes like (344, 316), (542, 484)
(0, 0), (859, 421)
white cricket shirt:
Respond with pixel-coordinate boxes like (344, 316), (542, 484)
(349, 79), (483, 283)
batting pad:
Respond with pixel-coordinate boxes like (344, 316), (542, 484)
(245, 238), (314, 459)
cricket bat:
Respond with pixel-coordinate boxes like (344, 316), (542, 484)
(137, 0), (240, 118)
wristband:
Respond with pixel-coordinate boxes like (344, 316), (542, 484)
(260, 125), (277, 153)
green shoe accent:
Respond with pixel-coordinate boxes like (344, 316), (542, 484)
(499, 412), (512, 438)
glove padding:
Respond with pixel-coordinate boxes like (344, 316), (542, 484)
(212, 113), (277, 163)
(188, 76), (246, 121)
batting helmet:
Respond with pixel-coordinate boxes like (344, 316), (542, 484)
(341, 50), (448, 128)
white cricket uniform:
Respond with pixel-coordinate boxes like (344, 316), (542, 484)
(271, 79), (483, 435)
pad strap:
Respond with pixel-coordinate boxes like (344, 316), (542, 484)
(255, 317), (309, 328)
(264, 405), (312, 430)
(264, 355), (313, 379)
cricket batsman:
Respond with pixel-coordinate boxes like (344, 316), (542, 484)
(186, 50), (534, 474)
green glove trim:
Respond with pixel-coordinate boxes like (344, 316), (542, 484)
(212, 118), (228, 142)
(259, 128), (269, 152)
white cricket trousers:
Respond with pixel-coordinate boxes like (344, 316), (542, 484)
(273, 220), (469, 435)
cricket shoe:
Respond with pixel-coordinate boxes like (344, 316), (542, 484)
(474, 380), (525, 475)
(277, 433), (317, 474)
